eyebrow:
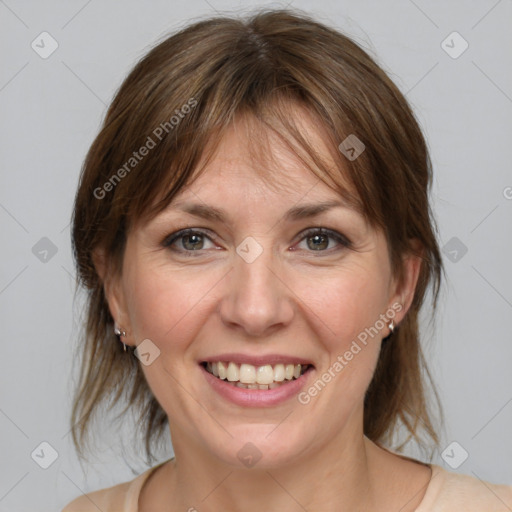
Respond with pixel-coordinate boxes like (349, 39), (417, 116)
(170, 199), (358, 224)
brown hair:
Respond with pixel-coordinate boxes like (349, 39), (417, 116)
(71, 8), (445, 464)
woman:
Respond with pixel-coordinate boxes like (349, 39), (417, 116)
(63, 8), (512, 511)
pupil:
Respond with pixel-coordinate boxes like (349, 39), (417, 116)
(308, 234), (328, 251)
(184, 234), (203, 250)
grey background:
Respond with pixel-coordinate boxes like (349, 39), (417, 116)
(1, 0), (511, 510)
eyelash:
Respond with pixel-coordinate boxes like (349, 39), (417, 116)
(162, 227), (351, 256)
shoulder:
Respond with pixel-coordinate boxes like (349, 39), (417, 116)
(61, 481), (131, 512)
(418, 464), (512, 511)
(61, 464), (163, 512)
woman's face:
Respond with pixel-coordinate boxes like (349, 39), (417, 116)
(105, 113), (419, 468)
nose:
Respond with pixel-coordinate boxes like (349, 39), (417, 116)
(219, 242), (294, 338)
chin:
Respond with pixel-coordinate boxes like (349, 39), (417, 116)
(208, 424), (310, 470)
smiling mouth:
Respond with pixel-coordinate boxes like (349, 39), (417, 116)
(201, 361), (312, 390)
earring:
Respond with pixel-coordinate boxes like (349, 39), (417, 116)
(114, 324), (127, 351)
(382, 319), (396, 344)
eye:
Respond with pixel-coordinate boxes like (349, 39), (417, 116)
(162, 228), (217, 254)
(294, 228), (351, 253)
(162, 227), (351, 255)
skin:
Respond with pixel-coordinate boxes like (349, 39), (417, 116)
(95, 108), (432, 511)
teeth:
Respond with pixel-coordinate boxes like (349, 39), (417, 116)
(235, 382), (277, 390)
(273, 364), (285, 382)
(256, 364), (274, 385)
(226, 362), (239, 382)
(239, 363), (257, 384)
(217, 361), (227, 380)
(205, 361), (308, 385)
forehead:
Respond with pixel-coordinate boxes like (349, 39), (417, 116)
(167, 107), (361, 212)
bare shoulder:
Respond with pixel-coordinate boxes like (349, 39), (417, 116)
(366, 441), (433, 512)
(426, 467), (512, 509)
(138, 459), (175, 511)
(371, 442), (512, 510)
(386, 455), (433, 511)
(61, 480), (131, 511)
(62, 460), (172, 512)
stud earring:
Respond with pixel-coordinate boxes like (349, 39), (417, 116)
(382, 319), (397, 344)
(114, 324), (127, 351)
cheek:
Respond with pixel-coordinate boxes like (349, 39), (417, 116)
(298, 264), (390, 350)
(273, 262), (389, 441)
(296, 263), (390, 398)
(123, 259), (217, 351)
(122, 260), (218, 412)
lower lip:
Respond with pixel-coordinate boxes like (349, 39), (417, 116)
(200, 364), (314, 407)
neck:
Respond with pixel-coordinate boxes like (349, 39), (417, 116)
(165, 423), (381, 511)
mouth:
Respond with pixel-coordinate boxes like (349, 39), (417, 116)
(200, 361), (313, 390)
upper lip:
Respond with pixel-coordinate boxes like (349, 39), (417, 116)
(200, 353), (314, 367)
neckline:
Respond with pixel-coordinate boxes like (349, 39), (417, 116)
(131, 456), (442, 511)
(413, 464), (444, 511)
(375, 445), (441, 511)
(130, 458), (174, 511)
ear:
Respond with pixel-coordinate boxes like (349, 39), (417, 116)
(92, 247), (132, 343)
(387, 238), (424, 326)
